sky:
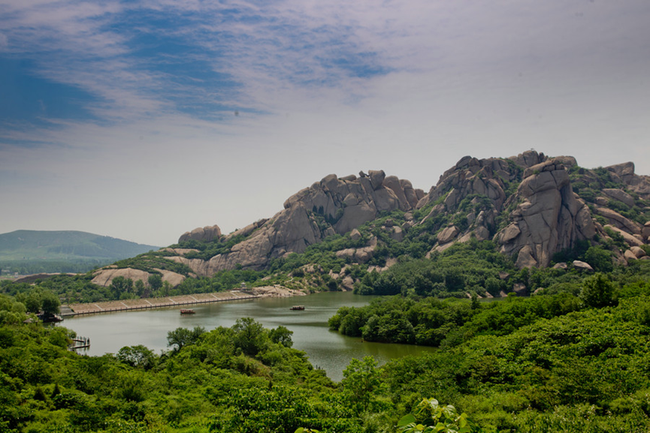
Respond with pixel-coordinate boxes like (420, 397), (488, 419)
(1, 0), (650, 247)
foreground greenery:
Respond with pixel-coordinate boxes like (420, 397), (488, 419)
(3, 265), (650, 432)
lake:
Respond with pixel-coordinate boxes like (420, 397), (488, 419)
(63, 291), (435, 381)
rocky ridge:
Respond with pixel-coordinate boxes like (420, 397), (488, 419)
(91, 151), (650, 288)
(165, 170), (424, 277)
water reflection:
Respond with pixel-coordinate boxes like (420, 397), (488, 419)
(64, 291), (435, 381)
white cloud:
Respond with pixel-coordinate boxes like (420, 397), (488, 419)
(2, 0), (650, 244)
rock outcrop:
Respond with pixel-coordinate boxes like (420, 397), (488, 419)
(179, 225), (222, 243)
(91, 267), (186, 288)
(171, 171), (421, 275)
(605, 162), (650, 199)
(164, 150), (649, 275)
(496, 158), (596, 268)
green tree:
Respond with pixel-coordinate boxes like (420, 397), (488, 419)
(148, 274), (163, 290)
(581, 273), (616, 308)
(110, 276), (133, 298)
(269, 325), (293, 348)
(41, 291), (60, 315)
(584, 246), (614, 273)
(167, 326), (205, 352)
(342, 356), (381, 411)
(233, 317), (268, 356)
(117, 345), (156, 369)
(397, 397), (494, 433)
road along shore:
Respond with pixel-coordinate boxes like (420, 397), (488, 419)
(63, 285), (305, 316)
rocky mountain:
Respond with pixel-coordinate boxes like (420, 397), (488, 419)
(168, 170), (424, 277)
(91, 151), (650, 289)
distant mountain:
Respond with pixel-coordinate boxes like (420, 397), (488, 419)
(0, 230), (158, 263)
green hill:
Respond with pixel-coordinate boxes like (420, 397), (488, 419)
(0, 230), (158, 274)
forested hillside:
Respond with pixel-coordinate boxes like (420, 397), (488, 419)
(2, 270), (650, 432)
(0, 230), (158, 275)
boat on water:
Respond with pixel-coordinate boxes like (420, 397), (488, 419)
(290, 305), (305, 311)
(180, 309), (196, 315)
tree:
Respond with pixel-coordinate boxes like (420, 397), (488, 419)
(148, 274), (163, 290)
(16, 291), (42, 313)
(269, 325), (293, 348)
(167, 326), (205, 352)
(117, 345), (156, 369)
(581, 273), (616, 308)
(233, 317), (268, 356)
(41, 291), (60, 315)
(134, 280), (145, 297)
(342, 356), (381, 411)
(110, 277), (133, 298)
(397, 397), (493, 433)
(584, 246), (614, 273)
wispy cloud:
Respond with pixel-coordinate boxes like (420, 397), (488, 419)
(0, 0), (411, 140)
(2, 1), (650, 244)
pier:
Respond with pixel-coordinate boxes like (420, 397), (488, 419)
(64, 291), (259, 316)
(70, 336), (90, 350)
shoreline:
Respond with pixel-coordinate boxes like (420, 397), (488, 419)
(65, 285), (306, 316)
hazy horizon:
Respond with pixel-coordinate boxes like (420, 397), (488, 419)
(2, 1), (650, 246)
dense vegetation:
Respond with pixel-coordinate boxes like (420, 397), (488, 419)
(3, 266), (650, 432)
(329, 258), (650, 345)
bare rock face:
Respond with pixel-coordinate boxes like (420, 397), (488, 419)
(496, 159), (596, 268)
(624, 249), (638, 262)
(335, 237), (378, 263)
(91, 267), (186, 288)
(573, 260), (594, 271)
(605, 162), (650, 200)
(92, 268), (151, 287)
(643, 222), (650, 242)
(602, 188), (635, 207)
(437, 226), (459, 244)
(630, 246), (647, 259)
(179, 225), (222, 243)
(596, 207), (641, 234)
(173, 171), (417, 276)
(417, 156), (509, 212)
(605, 224), (644, 247)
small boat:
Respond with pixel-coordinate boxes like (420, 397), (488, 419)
(180, 309), (196, 315)
(290, 305), (305, 311)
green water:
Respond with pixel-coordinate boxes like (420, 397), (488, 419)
(64, 291), (436, 381)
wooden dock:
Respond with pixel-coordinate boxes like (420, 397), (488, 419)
(70, 336), (90, 350)
(64, 291), (259, 316)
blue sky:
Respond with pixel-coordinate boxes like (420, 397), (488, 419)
(2, 0), (650, 246)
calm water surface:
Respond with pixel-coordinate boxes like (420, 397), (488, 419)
(64, 291), (435, 381)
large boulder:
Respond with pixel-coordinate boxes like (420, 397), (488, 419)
(595, 207), (642, 234)
(437, 226), (459, 244)
(91, 267), (186, 288)
(602, 188), (635, 207)
(643, 221), (650, 241)
(179, 225), (222, 243)
(604, 224), (644, 247)
(496, 159), (596, 268)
